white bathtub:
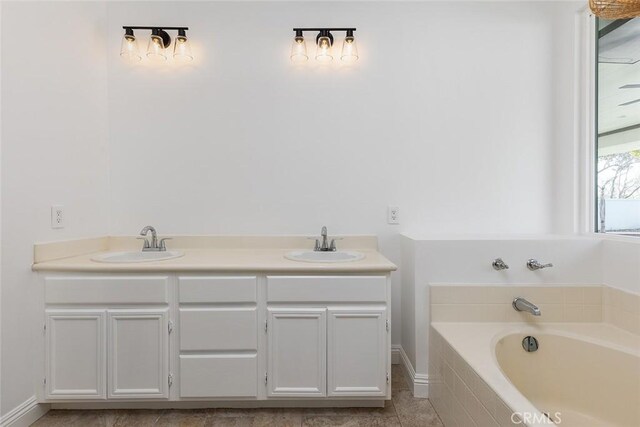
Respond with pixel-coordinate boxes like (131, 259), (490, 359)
(496, 332), (640, 426)
(430, 322), (640, 427)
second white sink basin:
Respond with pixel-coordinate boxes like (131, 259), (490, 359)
(92, 251), (184, 263)
(285, 250), (365, 263)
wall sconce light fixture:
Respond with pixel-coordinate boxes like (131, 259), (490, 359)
(120, 28), (142, 62)
(290, 28), (358, 64)
(341, 29), (358, 63)
(121, 26), (192, 63)
(290, 30), (308, 63)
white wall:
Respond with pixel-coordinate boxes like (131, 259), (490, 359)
(0, 0), (592, 417)
(602, 237), (640, 294)
(0, 1), (109, 417)
(106, 0), (583, 354)
(107, 0), (583, 237)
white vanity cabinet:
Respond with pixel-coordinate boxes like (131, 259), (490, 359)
(265, 276), (390, 399)
(41, 276), (171, 401)
(39, 272), (391, 405)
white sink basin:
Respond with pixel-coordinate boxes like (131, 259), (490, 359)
(91, 251), (184, 263)
(285, 250), (365, 263)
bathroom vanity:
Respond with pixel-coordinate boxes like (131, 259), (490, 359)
(32, 236), (396, 408)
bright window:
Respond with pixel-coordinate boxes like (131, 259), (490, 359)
(596, 18), (640, 236)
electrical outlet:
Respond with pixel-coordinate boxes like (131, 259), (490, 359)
(51, 205), (64, 229)
(387, 206), (399, 224)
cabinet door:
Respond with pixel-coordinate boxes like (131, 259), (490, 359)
(267, 308), (326, 397)
(45, 310), (106, 400)
(327, 308), (387, 397)
(108, 309), (169, 399)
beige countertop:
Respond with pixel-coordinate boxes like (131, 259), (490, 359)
(32, 236), (397, 273)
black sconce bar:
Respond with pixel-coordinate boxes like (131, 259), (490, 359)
(122, 26), (189, 48)
(123, 26), (189, 31)
(292, 28), (356, 32)
(293, 28), (355, 46)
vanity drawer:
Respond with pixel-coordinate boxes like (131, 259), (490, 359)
(44, 276), (169, 304)
(178, 276), (257, 303)
(266, 276), (387, 303)
(179, 308), (257, 350)
(180, 354), (257, 398)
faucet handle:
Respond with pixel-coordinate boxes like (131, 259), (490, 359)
(137, 237), (151, 249)
(329, 237), (344, 252)
(306, 237), (322, 251)
(158, 238), (172, 251)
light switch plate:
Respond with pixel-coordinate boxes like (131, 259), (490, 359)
(51, 205), (64, 229)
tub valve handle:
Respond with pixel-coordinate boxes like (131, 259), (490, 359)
(492, 258), (509, 270)
(527, 259), (553, 271)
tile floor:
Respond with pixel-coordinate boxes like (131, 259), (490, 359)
(32, 365), (443, 427)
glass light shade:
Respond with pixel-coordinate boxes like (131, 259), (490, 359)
(120, 35), (141, 62)
(341, 37), (359, 63)
(290, 36), (308, 63)
(147, 35), (167, 62)
(173, 35), (194, 63)
(315, 36), (333, 63)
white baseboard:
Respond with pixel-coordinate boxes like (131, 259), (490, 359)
(0, 397), (48, 427)
(391, 344), (401, 364)
(396, 346), (429, 398)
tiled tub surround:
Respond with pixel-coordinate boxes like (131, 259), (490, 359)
(430, 285), (604, 323)
(430, 284), (640, 332)
(429, 326), (525, 427)
(604, 286), (640, 335)
(429, 323), (640, 427)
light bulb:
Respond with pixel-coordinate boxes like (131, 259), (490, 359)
(341, 32), (358, 63)
(315, 33), (333, 63)
(120, 29), (141, 62)
(173, 29), (193, 63)
(290, 32), (308, 63)
(147, 32), (167, 62)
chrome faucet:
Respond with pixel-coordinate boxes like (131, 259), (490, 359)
(314, 226), (338, 252)
(527, 259), (553, 271)
(512, 297), (541, 316)
(139, 226), (171, 252)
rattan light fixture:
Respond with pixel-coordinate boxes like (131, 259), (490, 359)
(589, 0), (640, 19)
